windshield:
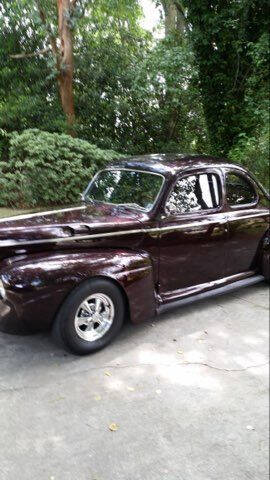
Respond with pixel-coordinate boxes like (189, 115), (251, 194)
(85, 169), (164, 211)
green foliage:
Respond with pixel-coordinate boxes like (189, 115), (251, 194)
(0, 129), (123, 208)
(0, 0), (208, 155)
(129, 35), (209, 154)
(73, 0), (156, 152)
(0, 0), (64, 133)
(184, 0), (270, 156)
(0, 0), (268, 203)
(228, 128), (269, 191)
(0, 129), (10, 162)
(228, 31), (269, 190)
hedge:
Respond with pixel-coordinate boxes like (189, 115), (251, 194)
(0, 129), (123, 208)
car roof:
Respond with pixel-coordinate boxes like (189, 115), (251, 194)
(110, 153), (240, 177)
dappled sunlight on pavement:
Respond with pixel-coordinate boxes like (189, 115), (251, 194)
(0, 284), (269, 480)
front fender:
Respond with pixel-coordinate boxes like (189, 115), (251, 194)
(1, 249), (156, 332)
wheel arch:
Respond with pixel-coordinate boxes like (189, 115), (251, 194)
(260, 230), (270, 281)
(59, 274), (131, 324)
(252, 228), (270, 275)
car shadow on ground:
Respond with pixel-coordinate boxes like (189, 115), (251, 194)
(0, 283), (268, 372)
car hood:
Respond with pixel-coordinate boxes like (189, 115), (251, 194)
(0, 203), (147, 252)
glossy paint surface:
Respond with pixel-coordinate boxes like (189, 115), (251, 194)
(158, 165), (269, 296)
(0, 154), (269, 333)
(0, 249), (156, 332)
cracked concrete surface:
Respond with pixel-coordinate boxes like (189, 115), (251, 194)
(0, 283), (269, 480)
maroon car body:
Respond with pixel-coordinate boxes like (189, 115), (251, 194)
(0, 154), (269, 337)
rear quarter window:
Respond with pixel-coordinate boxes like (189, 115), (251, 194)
(226, 172), (257, 207)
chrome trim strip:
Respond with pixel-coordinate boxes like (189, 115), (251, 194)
(228, 211), (269, 222)
(0, 220), (220, 247)
(1, 228), (145, 247)
(161, 270), (256, 302)
(0, 206), (86, 224)
(158, 275), (265, 314)
(1, 211), (268, 248)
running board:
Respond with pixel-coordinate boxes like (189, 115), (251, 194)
(158, 275), (265, 315)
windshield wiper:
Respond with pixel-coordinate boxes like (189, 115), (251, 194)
(83, 196), (97, 205)
(117, 203), (146, 211)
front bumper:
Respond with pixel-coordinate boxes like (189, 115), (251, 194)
(0, 282), (69, 335)
(0, 298), (30, 334)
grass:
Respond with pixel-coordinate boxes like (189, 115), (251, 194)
(0, 208), (34, 219)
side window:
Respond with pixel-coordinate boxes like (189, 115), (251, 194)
(226, 172), (257, 207)
(165, 173), (221, 216)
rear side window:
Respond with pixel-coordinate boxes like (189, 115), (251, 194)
(165, 173), (221, 216)
(226, 172), (257, 207)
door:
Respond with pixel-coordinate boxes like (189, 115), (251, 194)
(158, 169), (228, 299)
(224, 169), (269, 276)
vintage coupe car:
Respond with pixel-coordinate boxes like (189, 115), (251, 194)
(0, 154), (269, 354)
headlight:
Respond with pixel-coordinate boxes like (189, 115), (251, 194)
(0, 278), (6, 299)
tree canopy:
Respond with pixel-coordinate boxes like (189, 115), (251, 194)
(0, 0), (269, 193)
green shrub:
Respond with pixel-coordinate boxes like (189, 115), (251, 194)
(228, 126), (269, 191)
(0, 129), (10, 163)
(0, 129), (123, 208)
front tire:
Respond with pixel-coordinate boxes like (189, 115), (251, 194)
(52, 278), (125, 355)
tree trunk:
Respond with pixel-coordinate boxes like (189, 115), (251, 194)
(57, 0), (75, 135)
(175, 1), (186, 35)
(162, 1), (178, 36)
(161, 1), (183, 143)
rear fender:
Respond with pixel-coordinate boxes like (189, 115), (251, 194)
(261, 233), (270, 280)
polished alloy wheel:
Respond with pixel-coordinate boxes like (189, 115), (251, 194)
(74, 293), (115, 342)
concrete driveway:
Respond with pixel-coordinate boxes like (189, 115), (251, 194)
(0, 283), (269, 480)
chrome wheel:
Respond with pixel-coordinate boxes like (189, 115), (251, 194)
(74, 293), (115, 342)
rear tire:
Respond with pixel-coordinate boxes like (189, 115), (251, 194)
(52, 278), (125, 355)
(261, 249), (270, 284)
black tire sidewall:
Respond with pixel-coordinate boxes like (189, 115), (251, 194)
(55, 278), (125, 355)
